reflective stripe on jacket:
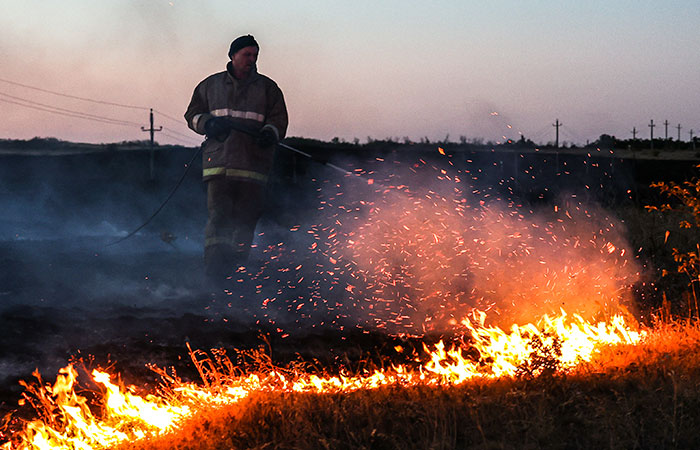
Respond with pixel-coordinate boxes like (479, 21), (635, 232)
(184, 62), (288, 183)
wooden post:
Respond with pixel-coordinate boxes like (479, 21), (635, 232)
(142, 108), (162, 180)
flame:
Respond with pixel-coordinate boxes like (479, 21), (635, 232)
(4, 310), (644, 449)
(8, 366), (189, 450)
(423, 310), (643, 382)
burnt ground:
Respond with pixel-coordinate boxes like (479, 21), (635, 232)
(0, 232), (418, 419)
(0, 147), (316, 416)
(0, 145), (419, 418)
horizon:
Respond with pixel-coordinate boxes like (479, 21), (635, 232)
(1, 1), (699, 147)
(2, 132), (695, 155)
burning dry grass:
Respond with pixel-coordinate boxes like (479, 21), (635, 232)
(112, 321), (700, 450)
(120, 373), (698, 450)
(7, 314), (700, 449)
(59, 320), (697, 450)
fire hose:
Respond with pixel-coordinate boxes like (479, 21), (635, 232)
(106, 123), (364, 247)
(105, 144), (203, 247)
(223, 120), (354, 177)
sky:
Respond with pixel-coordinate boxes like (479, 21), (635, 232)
(1, 0), (699, 147)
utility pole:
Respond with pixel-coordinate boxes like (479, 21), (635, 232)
(663, 120), (669, 140)
(690, 129), (695, 152)
(142, 108), (162, 180)
(677, 123), (682, 142)
(553, 119), (561, 148)
(631, 127), (637, 139)
(649, 119), (655, 152)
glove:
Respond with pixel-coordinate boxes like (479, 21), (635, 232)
(204, 117), (232, 142)
(256, 127), (278, 148)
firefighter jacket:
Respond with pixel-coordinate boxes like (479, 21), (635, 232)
(185, 62), (288, 184)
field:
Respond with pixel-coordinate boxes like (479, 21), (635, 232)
(2, 138), (700, 449)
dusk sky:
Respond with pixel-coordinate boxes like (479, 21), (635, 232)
(1, 0), (699, 146)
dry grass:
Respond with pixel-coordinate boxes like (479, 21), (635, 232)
(109, 321), (700, 450)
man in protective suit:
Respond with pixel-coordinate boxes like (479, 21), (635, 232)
(185, 35), (288, 279)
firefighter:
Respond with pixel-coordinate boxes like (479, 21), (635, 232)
(185, 35), (288, 279)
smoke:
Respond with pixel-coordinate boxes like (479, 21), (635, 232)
(0, 147), (208, 311)
(287, 150), (642, 335)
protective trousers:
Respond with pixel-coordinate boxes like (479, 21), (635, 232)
(204, 177), (266, 278)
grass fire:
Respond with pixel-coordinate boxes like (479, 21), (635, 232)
(3, 141), (700, 449)
(2, 309), (651, 450)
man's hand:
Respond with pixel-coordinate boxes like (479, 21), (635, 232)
(204, 117), (232, 142)
(257, 127), (278, 148)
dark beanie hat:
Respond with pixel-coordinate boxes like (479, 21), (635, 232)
(228, 35), (259, 58)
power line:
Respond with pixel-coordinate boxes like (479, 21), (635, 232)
(153, 109), (186, 125)
(0, 96), (141, 127)
(161, 125), (198, 139)
(0, 77), (198, 147)
(527, 124), (552, 143)
(154, 110), (200, 142)
(0, 91), (142, 126)
(560, 124), (586, 146)
(0, 77), (148, 110)
(160, 131), (200, 145)
(1, 95), (199, 149)
(0, 77), (198, 137)
(162, 126), (201, 142)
